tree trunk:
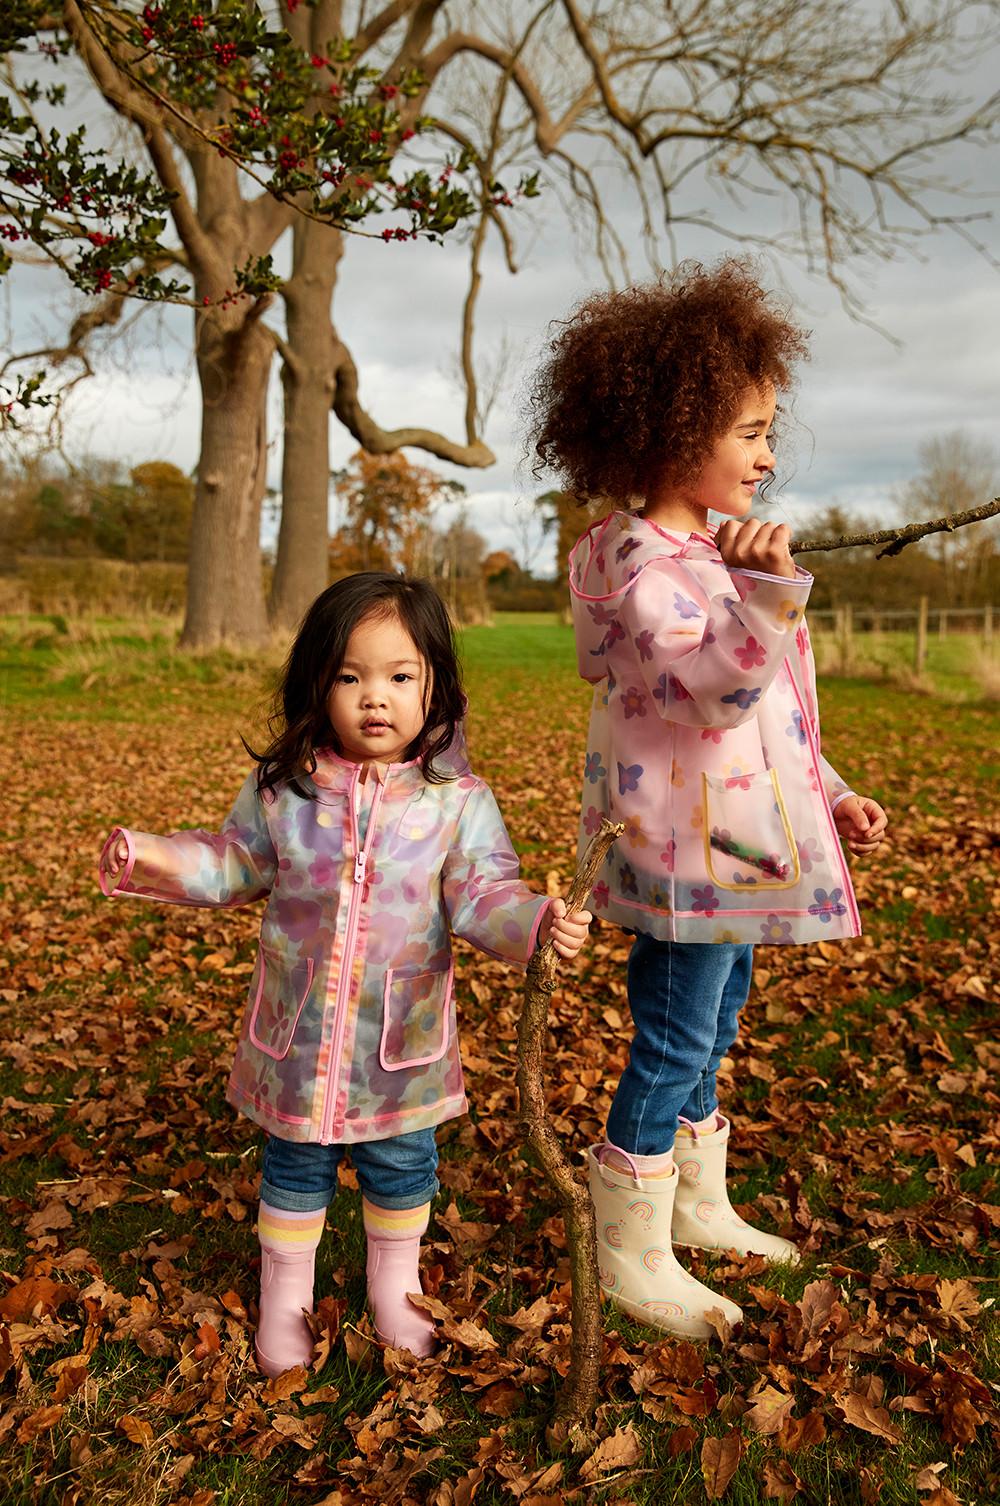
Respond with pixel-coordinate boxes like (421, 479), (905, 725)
(269, 220), (344, 631)
(181, 311), (273, 648)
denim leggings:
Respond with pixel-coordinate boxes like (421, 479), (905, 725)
(261, 1127), (439, 1213)
(606, 935), (754, 1156)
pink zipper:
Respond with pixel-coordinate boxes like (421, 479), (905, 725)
(321, 769), (385, 1142)
(787, 671), (862, 934)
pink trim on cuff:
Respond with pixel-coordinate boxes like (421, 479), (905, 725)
(730, 566), (813, 588)
(98, 826), (135, 897)
(527, 896), (554, 956)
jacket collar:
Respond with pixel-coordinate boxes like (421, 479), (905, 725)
(310, 748), (425, 797)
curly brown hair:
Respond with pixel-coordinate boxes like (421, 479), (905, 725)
(526, 258), (809, 506)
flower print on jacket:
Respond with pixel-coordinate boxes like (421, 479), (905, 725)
(760, 915), (794, 943)
(623, 815), (647, 848)
(617, 762), (643, 794)
(786, 709), (807, 746)
(582, 805), (604, 836)
(591, 618), (626, 658)
(653, 671), (691, 707)
(619, 861), (638, 896)
(621, 686), (647, 719)
(808, 887), (848, 922)
(568, 510), (862, 944)
(691, 885), (719, 917)
(584, 751), (607, 784)
(735, 636), (766, 671)
(721, 686), (762, 711)
(796, 836), (821, 874)
(616, 535), (642, 562)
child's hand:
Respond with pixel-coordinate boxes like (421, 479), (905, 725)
(100, 834), (128, 882)
(834, 796), (888, 857)
(540, 897), (593, 960)
(716, 518), (796, 579)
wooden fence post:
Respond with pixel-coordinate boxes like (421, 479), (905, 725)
(985, 603), (994, 646)
(837, 603), (853, 673)
(939, 609), (948, 639)
(915, 596), (929, 674)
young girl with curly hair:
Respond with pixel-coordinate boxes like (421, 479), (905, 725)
(99, 573), (590, 1374)
(528, 259), (888, 1339)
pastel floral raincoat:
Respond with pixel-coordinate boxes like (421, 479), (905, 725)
(569, 511), (862, 944)
(100, 738), (549, 1144)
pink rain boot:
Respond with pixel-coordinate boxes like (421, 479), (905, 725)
(254, 1202), (324, 1378)
(364, 1199), (435, 1357)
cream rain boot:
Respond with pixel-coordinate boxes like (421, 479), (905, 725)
(672, 1113), (800, 1264)
(588, 1147), (742, 1338)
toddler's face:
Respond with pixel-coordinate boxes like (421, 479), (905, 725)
(689, 384), (777, 520)
(326, 610), (429, 766)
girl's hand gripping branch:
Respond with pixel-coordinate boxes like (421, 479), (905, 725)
(834, 795), (888, 857)
(715, 518), (797, 579)
(539, 897), (593, 960)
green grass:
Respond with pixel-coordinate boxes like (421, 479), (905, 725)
(810, 626), (998, 700)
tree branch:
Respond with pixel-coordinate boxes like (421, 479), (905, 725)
(791, 499), (1000, 559)
(517, 816), (623, 1449)
(330, 337), (494, 466)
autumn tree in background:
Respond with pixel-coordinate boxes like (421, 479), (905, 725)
(0, 457), (193, 564)
(5, 2), (1000, 645)
(330, 448), (465, 577)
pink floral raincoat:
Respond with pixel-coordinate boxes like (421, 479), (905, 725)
(100, 739), (549, 1144)
(569, 511), (862, 944)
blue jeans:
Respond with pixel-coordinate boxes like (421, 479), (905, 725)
(261, 1128), (439, 1213)
(606, 936), (754, 1155)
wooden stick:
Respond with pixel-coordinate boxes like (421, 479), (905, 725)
(790, 497), (1000, 559)
(516, 816), (623, 1448)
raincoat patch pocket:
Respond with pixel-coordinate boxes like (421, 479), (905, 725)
(248, 947), (315, 1061)
(379, 962), (454, 1072)
(702, 770), (800, 890)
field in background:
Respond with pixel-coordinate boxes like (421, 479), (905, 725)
(1, 614), (998, 1505)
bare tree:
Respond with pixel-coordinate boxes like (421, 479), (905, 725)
(897, 433), (1000, 602)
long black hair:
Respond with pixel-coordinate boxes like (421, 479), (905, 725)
(247, 573), (466, 798)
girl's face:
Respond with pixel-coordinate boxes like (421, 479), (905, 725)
(646, 383), (778, 531)
(690, 383), (778, 520)
(326, 610), (429, 765)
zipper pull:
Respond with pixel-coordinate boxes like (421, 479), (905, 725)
(354, 849), (367, 885)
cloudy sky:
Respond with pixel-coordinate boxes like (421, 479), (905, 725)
(5, 10), (1000, 573)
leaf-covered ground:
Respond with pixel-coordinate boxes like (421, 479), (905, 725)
(0, 616), (998, 1506)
